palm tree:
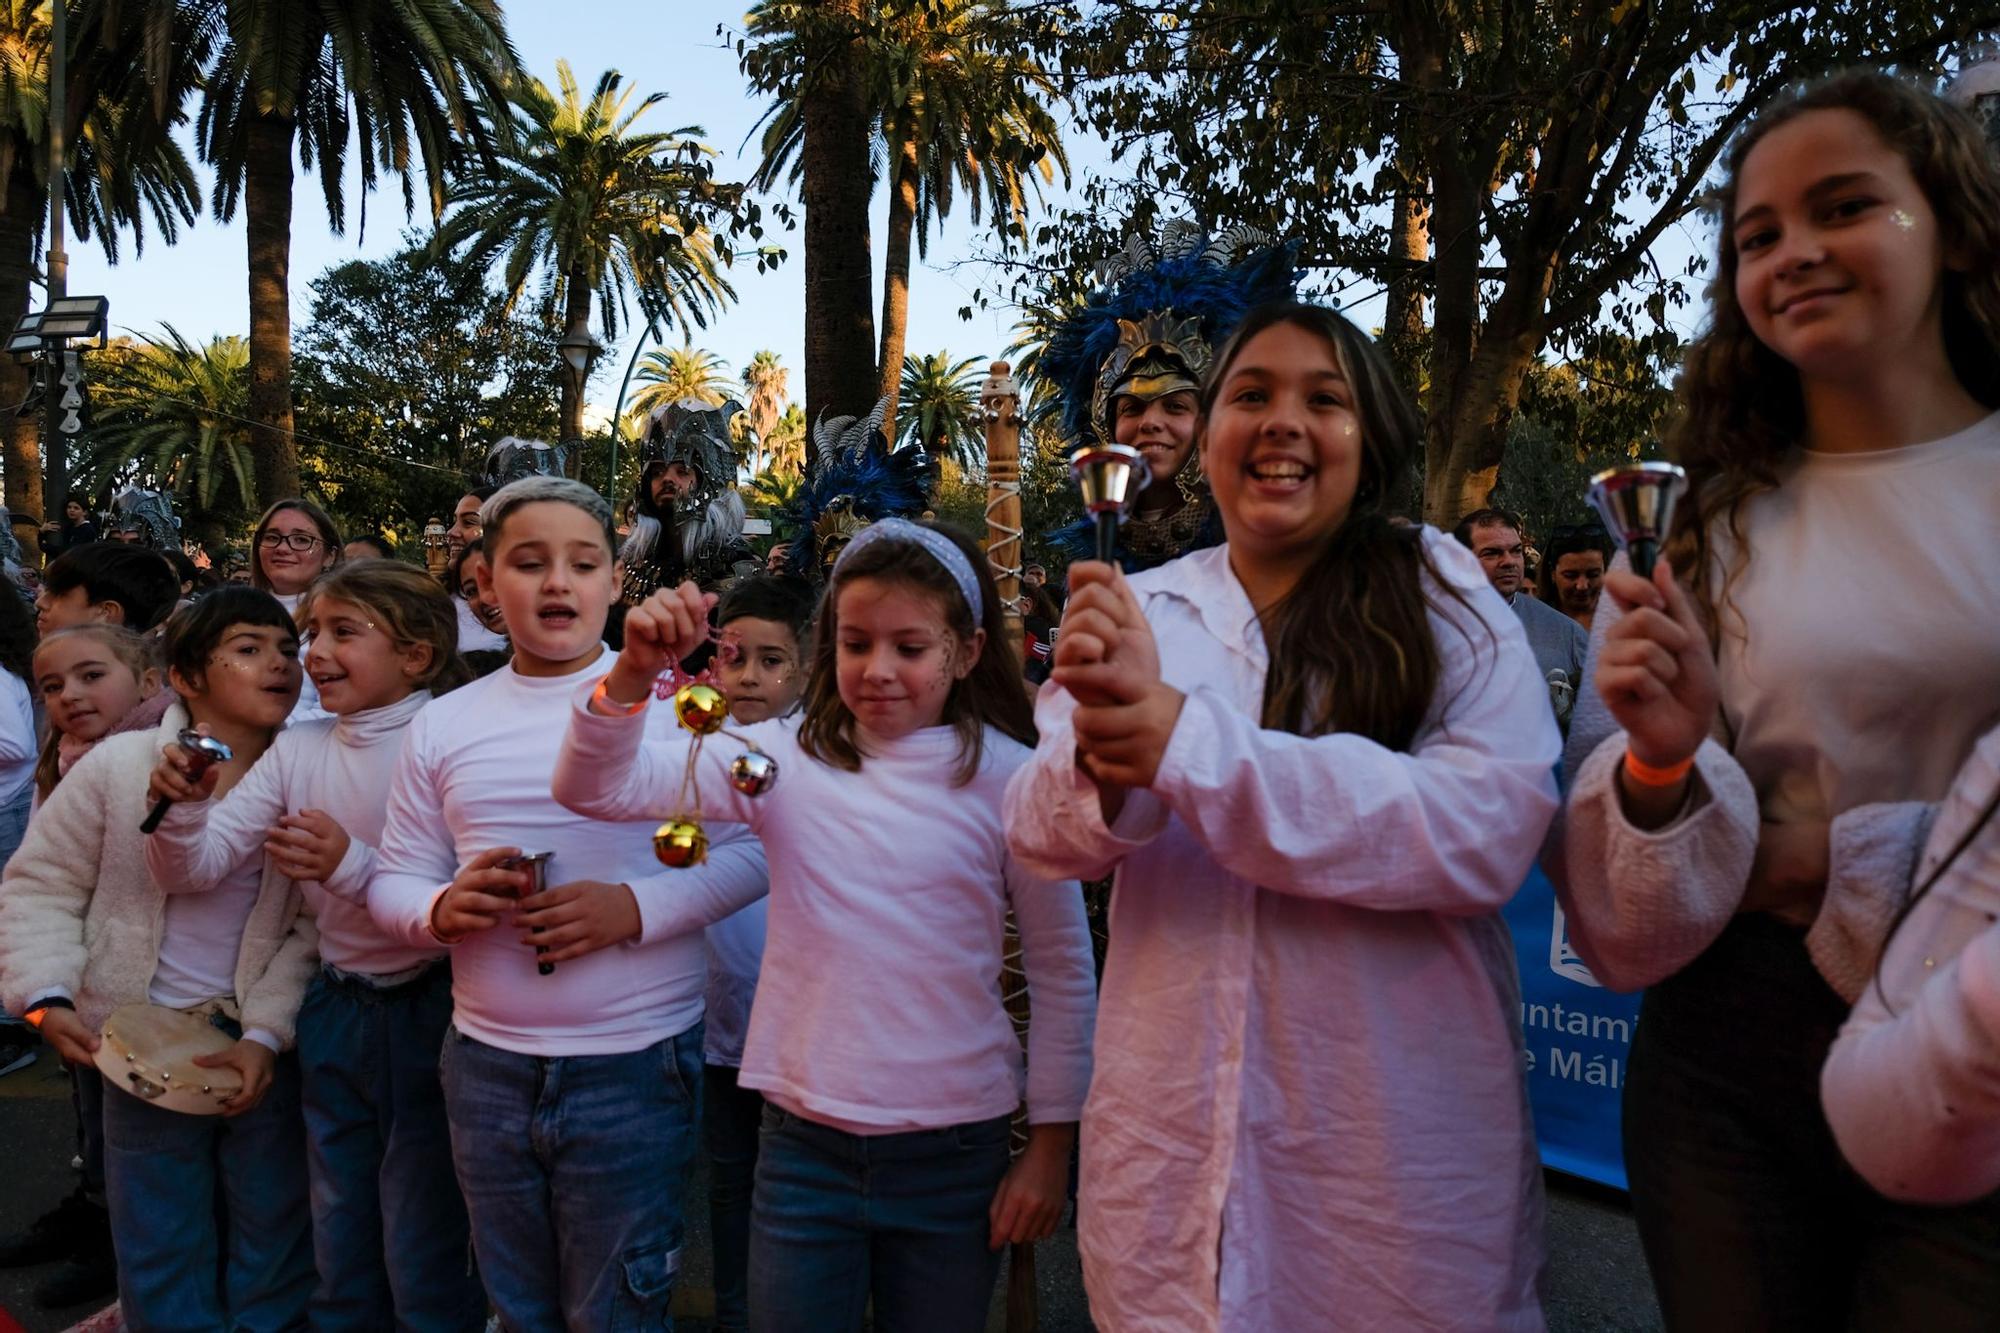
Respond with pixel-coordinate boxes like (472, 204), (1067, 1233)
(741, 0), (875, 451)
(77, 325), (256, 548)
(763, 402), (807, 475)
(898, 351), (984, 468)
(745, 0), (1067, 444)
(0, 0), (207, 528)
(627, 344), (739, 422)
(435, 61), (743, 453)
(194, 0), (516, 508)
(740, 348), (788, 475)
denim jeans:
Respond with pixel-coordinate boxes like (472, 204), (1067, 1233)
(703, 1063), (764, 1332)
(296, 962), (484, 1332)
(1625, 914), (2000, 1331)
(73, 1063), (106, 1198)
(748, 1104), (1011, 1333)
(100, 1045), (313, 1333)
(439, 1022), (703, 1333)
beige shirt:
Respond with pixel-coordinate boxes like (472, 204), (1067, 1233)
(1717, 410), (2000, 824)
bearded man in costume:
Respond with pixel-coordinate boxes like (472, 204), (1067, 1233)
(621, 400), (759, 601)
(1042, 221), (1298, 572)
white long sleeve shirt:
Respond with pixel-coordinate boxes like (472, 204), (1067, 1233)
(1823, 725), (2000, 1202)
(0, 669), (35, 808)
(1004, 536), (1558, 1333)
(369, 654), (768, 1056)
(146, 691), (439, 977)
(554, 694), (1096, 1133)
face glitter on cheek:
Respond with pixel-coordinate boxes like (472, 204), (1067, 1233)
(1891, 208), (1917, 232)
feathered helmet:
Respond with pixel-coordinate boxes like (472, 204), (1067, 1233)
(110, 486), (179, 550)
(483, 437), (570, 488)
(1040, 220), (1300, 451)
(637, 399), (743, 515)
(782, 397), (936, 577)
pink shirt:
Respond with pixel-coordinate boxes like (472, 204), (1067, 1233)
(1005, 537), (1559, 1332)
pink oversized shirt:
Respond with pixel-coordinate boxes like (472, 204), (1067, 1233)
(1005, 536), (1558, 1332)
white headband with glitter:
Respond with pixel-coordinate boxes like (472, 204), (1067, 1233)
(831, 517), (984, 622)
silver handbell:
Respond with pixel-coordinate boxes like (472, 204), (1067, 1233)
(1585, 462), (1687, 580)
(1070, 442), (1150, 564)
(728, 749), (779, 797)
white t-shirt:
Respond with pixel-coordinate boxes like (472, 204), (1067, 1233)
(369, 653), (768, 1056)
(0, 670), (35, 808)
(149, 857), (261, 1009)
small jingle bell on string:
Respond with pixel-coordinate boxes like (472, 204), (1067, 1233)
(674, 683), (729, 735)
(728, 749), (779, 797)
(653, 818), (709, 869)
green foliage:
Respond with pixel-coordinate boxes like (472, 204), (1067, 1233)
(76, 327), (258, 543)
(629, 345), (740, 420)
(741, 0), (1068, 252)
(896, 351), (985, 466)
(761, 402), (807, 476)
(929, 456), (989, 546)
(290, 239), (561, 537)
(434, 60), (776, 345)
(740, 349), (789, 474)
(194, 0), (516, 231)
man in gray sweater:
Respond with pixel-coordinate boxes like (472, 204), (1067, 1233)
(1454, 508), (1588, 730)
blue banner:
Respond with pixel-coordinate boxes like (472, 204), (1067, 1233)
(1503, 862), (1642, 1189)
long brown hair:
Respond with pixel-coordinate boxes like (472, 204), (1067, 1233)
(1199, 301), (1481, 750)
(300, 558), (471, 695)
(796, 521), (1034, 785)
(251, 498), (343, 594)
(1667, 70), (2000, 638)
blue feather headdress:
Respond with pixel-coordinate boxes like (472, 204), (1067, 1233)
(782, 396), (937, 579)
(1039, 220), (1300, 447)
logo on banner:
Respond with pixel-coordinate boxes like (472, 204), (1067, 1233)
(1548, 901), (1602, 988)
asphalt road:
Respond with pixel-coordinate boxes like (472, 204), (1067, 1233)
(0, 1047), (1661, 1332)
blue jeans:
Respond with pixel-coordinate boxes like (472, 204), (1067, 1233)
(296, 963), (484, 1332)
(748, 1105), (1010, 1333)
(703, 1064), (764, 1332)
(100, 1046), (313, 1333)
(439, 1022), (703, 1332)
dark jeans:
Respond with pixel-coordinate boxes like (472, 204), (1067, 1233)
(748, 1104), (1010, 1333)
(100, 1048), (313, 1333)
(439, 1022), (703, 1332)
(1625, 914), (2000, 1331)
(73, 1063), (106, 1199)
(704, 1063), (763, 1333)
(296, 963), (484, 1332)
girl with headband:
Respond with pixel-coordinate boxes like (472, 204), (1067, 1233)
(555, 518), (1097, 1333)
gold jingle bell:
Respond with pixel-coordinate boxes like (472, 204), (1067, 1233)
(674, 683), (729, 735)
(653, 818), (709, 869)
(728, 750), (779, 797)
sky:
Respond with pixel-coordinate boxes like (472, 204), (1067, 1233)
(59, 0), (1718, 428)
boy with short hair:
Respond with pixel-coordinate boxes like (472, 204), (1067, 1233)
(368, 477), (768, 1330)
(702, 574), (814, 1332)
(36, 544), (181, 634)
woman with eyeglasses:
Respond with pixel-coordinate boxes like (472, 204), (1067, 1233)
(250, 500), (342, 720)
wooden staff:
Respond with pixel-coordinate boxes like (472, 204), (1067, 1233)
(987, 362), (1039, 1333)
(981, 361), (1025, 666)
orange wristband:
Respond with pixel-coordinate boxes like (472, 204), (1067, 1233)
(589, 678), (650, 717)
(1623, 749), (1694, 788)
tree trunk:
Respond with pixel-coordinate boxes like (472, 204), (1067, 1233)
(0, 154), (44, 545)
(558, 273), (593, 463)
(245, 113), (301, 507)
(1382, 164), (1429, 393)
(800, 0), (877, 467)
(877, 122), (920, 447)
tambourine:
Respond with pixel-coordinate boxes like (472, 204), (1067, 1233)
(92, 1003), (243, 1116)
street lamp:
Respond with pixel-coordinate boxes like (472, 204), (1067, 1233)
(556, 318), (603, 474)
(8, 293), (109, 524)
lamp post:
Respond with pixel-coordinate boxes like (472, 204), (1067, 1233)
(607, 322), (662, 497)
(557, 318), (603, 479)
(7, 294), (108, 532)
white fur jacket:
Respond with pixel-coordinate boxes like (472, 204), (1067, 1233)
(0, 702), (317, 1046)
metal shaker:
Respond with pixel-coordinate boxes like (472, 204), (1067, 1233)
(501, 851), (557, 976)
